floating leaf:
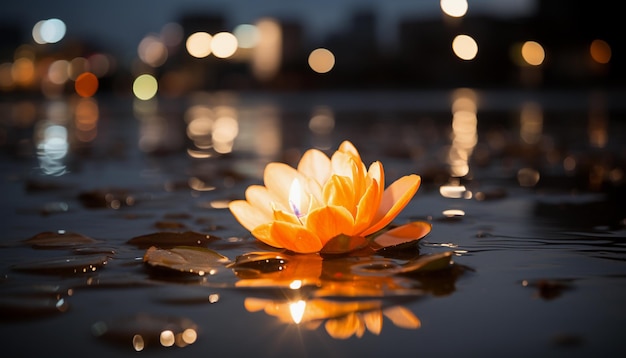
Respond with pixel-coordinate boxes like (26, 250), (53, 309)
(370, 221), (431, 251)
(11, 255), (109, 275)
(143, 246), (230, 276)
(228, 252), (289, 274)
(321, 234), (368, 255)
(23, 231), (98, 249)
(127, 231), (219, 248)
(396, 251), (453, 274)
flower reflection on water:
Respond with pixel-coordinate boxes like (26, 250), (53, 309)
(229, 249), (461, 339)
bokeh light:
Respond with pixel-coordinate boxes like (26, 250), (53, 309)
(233, 24), (259, 49)
(75, 72), (99, 97)
(308, 48), (335, 73)
(440, 0), (468, 18)
(48, 60), (70, 85)
(186, 32), (212, 58)
(452, 35), (478, 60)
(252, 18), (282, 81)
(138, 35), (168, 67)
(590, 39), (611, 64)
(211, 32), (238, 59)
(32, 18), (66, 44)
(133, 74), (158, 100)
(521, 41), (545, 66)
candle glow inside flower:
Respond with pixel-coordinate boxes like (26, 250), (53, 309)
(228, 141), (423, 254)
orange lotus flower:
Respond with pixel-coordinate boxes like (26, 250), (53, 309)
(229, 141), (422, 254)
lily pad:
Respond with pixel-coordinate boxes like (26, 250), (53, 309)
(321, 234), (368, 255)
(143, 246), (230, 276)
(396, 251), (453, 274)
(11, 255), (109, 275)
(127, 231), (220, 248)
(23, 231), (98, 249)
(370, 221), (432, 251)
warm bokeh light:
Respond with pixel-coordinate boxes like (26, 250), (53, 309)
(447, 88), (478, 177)
(133, 74), (158, 100)
(252, 18), (282, 81)
(186, 32), (213, 58)
(32, 18), (66, 44)
(233, 24), (259, 49)
(440, 0), (468, 17)
(521, 41), (545, 66)
(75, 72), (99, 97)
(0, 63), (14, 91)
(590, 39), (611, 64)
(520, 102), (543, 144)
(211, 32), (238, 59)
(138, 35), (168, 67)
(68, 57), (89, 80)
(452, 35), (478, 60)
(48, 60), (70, 85)
(74, 98), (99, 142)
(308, 48), (335, 73)
(12, 57), (36, 87)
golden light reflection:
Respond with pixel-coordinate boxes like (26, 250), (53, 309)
(590, 39), (611, 64)
(211, 32), (238, 59)
(289, 300), (306, 324)
(519, 102), (542, 144)
(588, 93), (608, 148)
(186, 32), (212, 58)
(132, 334), (145, 351)
(440, 0), (468, 17)
(447, 89), (478, 178)
(212, 106), (239, 153)
(521, 41), (545, 66)
(252, 18), (282, 81)
(160, 330), (175, 347)
(452, 34), (478, 61)
(74, 98), (99, 142)
(308, 48), (335, 73)
(517, 167), (540, 187)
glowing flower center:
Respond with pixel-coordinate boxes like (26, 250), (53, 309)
(289, 179), (303, 218)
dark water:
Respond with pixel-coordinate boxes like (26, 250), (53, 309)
(1, 90), (625, 357)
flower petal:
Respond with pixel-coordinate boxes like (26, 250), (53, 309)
(361, 174), (421, 236)
(352, 178), (380, 235)
(229, 200), (272, 233)
(370, 221), (431, 250)
(305, 205), (355, 246)
(264, 162), (299, 207)
(251, 223), (283, 249)
(298, 149), (331, 187)
(323, 175), (357, 216)
(269, 221), (323, 254)
(245, 185), (281, 218)
(338, 140), (361, 161)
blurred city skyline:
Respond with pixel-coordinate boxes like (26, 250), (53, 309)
(1, 0), (538, 56)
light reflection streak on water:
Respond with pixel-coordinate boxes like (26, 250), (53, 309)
(447, 88), (477, 178)
(36, 121), (69, 176)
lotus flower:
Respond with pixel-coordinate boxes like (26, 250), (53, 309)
(228, 141), (422, 254)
